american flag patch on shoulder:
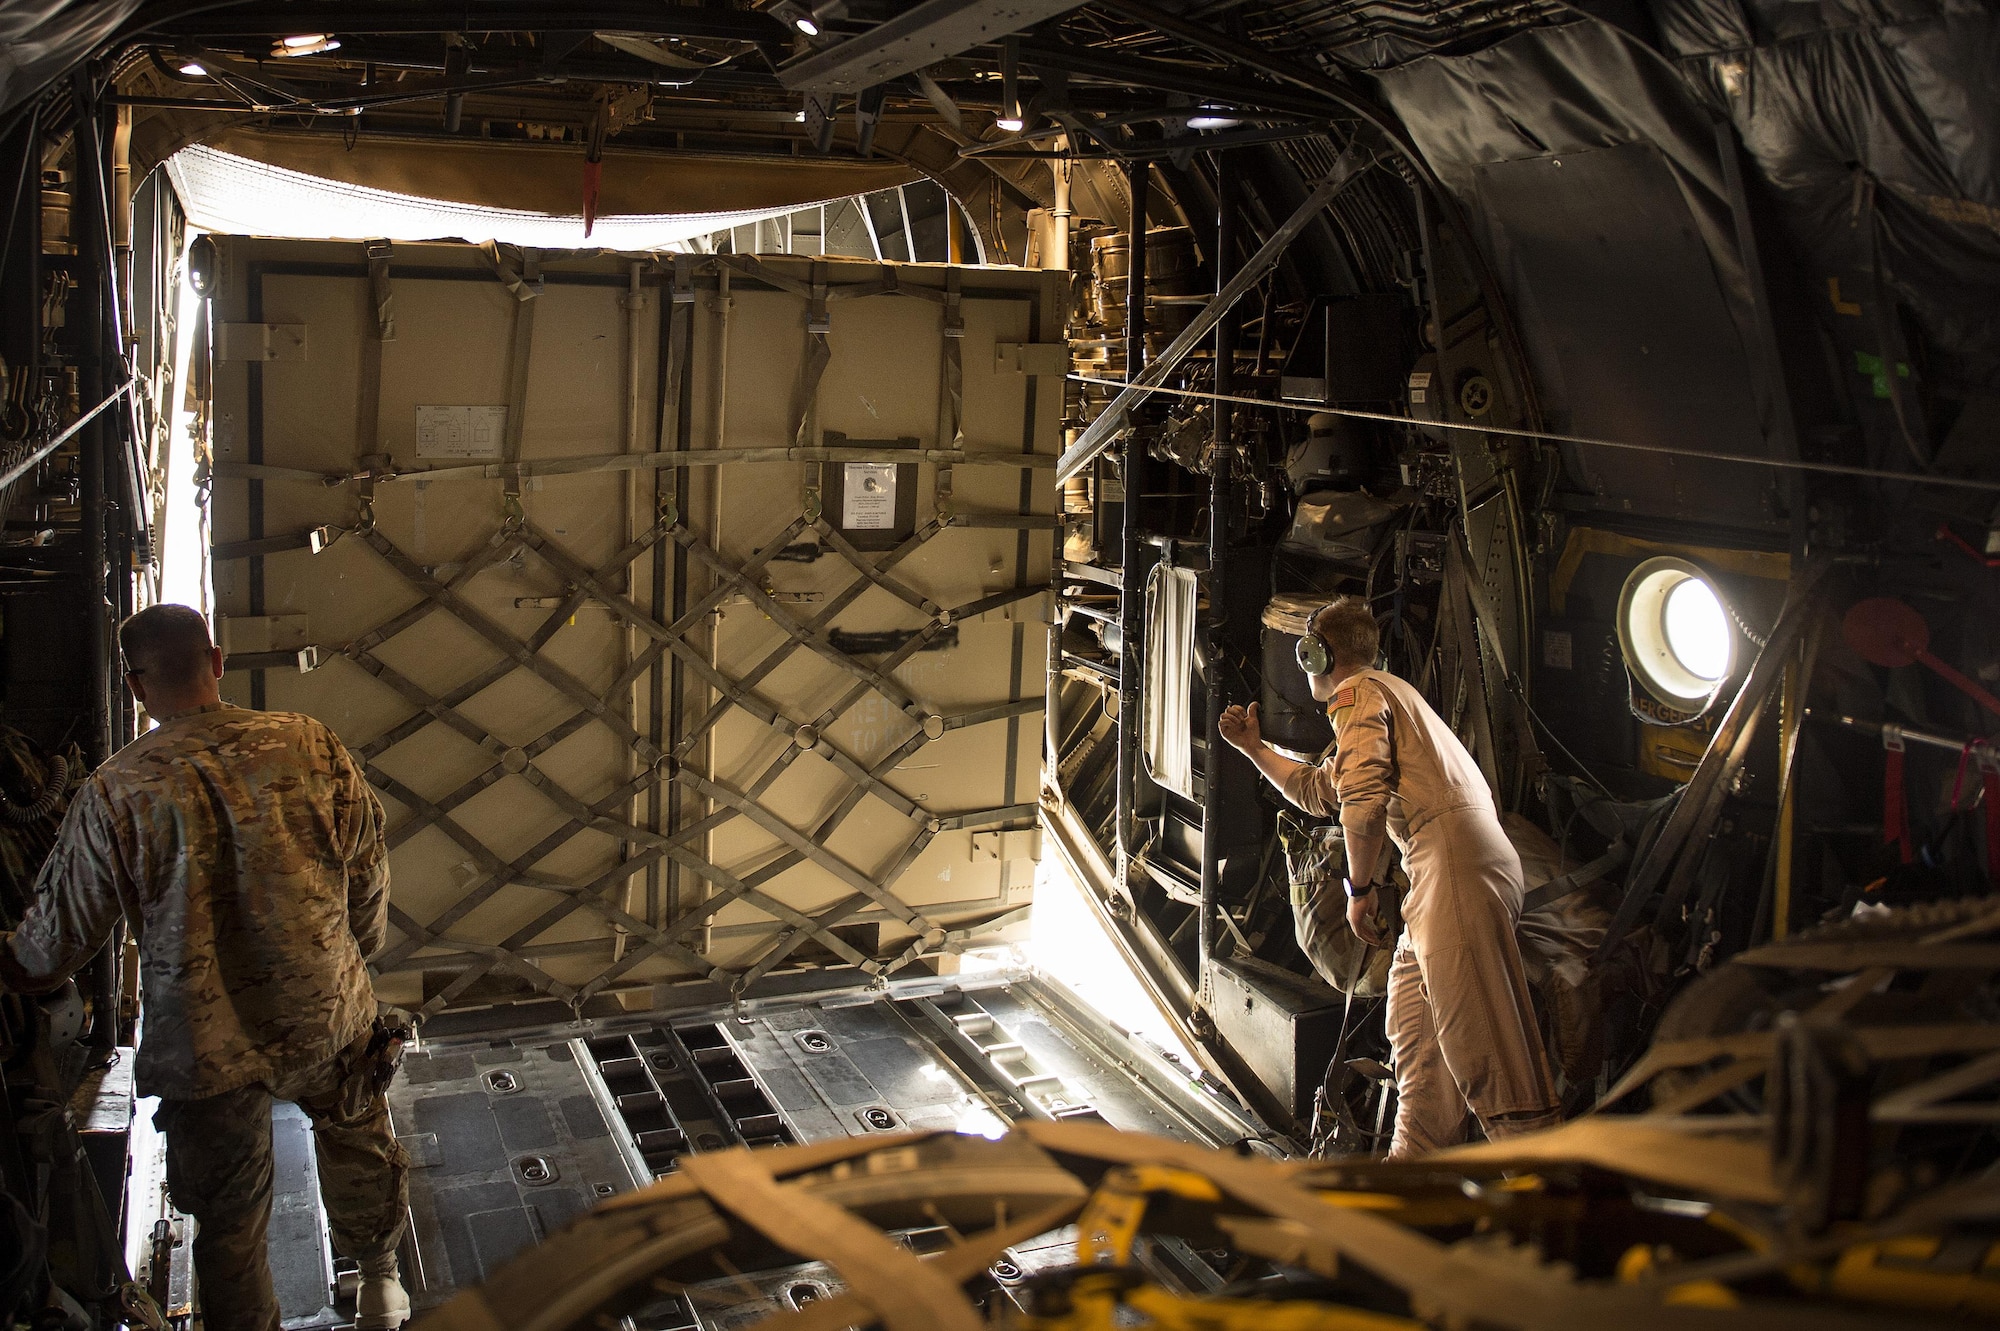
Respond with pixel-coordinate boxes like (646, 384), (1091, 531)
(1329, 682), (1357, 732)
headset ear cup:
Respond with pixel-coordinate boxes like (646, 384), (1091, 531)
(1296, 633), (1330, 676)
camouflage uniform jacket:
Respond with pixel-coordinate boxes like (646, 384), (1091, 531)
(0, 703), (389, 1100)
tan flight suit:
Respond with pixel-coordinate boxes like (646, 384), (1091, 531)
(1285, 670), (1560, 1156)
(0, 703), (409, 1331)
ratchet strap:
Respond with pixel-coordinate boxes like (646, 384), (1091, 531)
(355, 239), (395, 506)
(677, 1149), (981, 1331)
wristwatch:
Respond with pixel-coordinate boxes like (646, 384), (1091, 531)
(1342, 876), (1376, 900)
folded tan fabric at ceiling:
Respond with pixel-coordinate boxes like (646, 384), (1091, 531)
(197, 126), (921, 217)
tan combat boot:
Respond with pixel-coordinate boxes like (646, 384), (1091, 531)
(355, 1252), (410, 1330)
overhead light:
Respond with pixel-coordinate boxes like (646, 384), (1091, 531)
(273, 34), (341, 57)
(768, 2), (819, 36)
(999, 35), (1023, 137)
(794, 109), (807, 122)
(1616, 556), (1738, 708)
(185, 234), (218, 296)
(1186, 109), (1241, 131)
(178, 61), (208, 77)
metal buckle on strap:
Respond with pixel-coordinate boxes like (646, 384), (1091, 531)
(943, 274), (964, 338)
(809, 260), (830, 334)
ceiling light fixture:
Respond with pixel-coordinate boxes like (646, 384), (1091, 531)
(997, 36), (1024, 133)
(768, 2), (820, 36)
(178, 61), (208, 77)
(1616, 556), (1739, 708)
(1186, 109), (1241, 131)
(273, 34), (340, 57)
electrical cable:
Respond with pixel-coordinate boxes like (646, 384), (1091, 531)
(1067, 374), (2000, 496)
(1506, 675), (1616, 799)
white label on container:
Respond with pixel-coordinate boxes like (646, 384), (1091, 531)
(843, 462), (898, 530)
(415, 404), (507, 459)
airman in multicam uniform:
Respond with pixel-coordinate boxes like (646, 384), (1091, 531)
(1222, 595), (1561, 1157)
(0, 605), (411, 1331)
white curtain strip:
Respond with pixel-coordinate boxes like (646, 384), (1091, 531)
(164, 144), (837, 250)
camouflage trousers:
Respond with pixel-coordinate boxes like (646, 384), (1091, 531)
(155, 1031), (410, 1331)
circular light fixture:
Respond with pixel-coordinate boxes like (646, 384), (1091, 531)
(1616, 556), (1738, 709)
(768, 1), (822, 35)
(273, 33), (341, 56)
(995, 116), (1025, 133)
(186, 234), (219, 297)
(1664, 578), (1731, 679)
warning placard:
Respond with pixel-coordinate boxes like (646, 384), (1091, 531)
(415, 405), (508, 459)
(842, 462), (898, 530)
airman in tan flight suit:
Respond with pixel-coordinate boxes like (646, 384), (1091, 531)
(0, 605), (411, 1331)
(1221, 596), (1560, 1156)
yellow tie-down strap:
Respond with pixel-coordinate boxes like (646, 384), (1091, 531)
(678, 1146), (982, 1331)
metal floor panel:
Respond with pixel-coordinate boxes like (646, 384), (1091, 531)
(262, 972), (1260, 1319)
(389, 1039), (637, 1311)
(968, 987), (1197, 1136)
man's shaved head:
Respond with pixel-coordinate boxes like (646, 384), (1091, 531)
(120, 604), (215, 686)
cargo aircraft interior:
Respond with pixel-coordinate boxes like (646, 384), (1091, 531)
(2, 1), (1999, 1327)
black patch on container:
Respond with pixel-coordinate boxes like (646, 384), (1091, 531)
(559, 1094), (610, 1141)
(530, 1188), (594, 1238)
(431, 1181), (519, 1287)
(756, 1063), (822, 1114)
(491, 1096), (557, 1152)
(411, 1093), (507, 1174)
(796, 1052), (880, 1107)
(403, 1053), (477, 1087)
(466, 1207), (538, 1279)
(844, 1037), (961, 1108)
